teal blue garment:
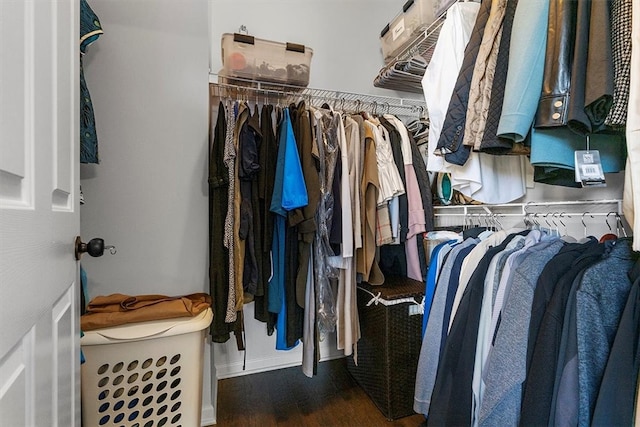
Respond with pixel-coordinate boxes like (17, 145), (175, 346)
(268, 217), (285, 314)
(268, 108), (307, 350)
(80, 265), (89, 312)
(497, 0), (550, 142)
(530, 126), (626, 187)
(79, 0), (103, 164)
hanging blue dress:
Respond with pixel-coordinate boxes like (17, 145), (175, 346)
(269, 108), (308, 350)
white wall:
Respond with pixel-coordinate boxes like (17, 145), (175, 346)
(79, 0), (214, 424)
(210, 0), (417, 97)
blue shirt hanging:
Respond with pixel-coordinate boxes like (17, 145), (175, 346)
(268, 108), (308, 350)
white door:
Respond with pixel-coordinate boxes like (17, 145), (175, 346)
(0, 0), (80, 426)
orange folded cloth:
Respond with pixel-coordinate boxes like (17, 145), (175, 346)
(81, 293), (212, 331)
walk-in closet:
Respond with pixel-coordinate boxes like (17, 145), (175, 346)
(2, 0), (637, 426)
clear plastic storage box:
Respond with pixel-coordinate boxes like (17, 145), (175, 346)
(380, 0), (457, 62)
(80, 308), (213, 427)
(221, 33), (313, 87)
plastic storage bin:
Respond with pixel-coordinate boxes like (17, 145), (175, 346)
(221, 33), (313, 87)
(347, 277), (424, 419)
(80, 308), (213, 427)
(380, 0), (456, 62)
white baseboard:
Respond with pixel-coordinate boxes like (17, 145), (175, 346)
(216, 346), (345, 379)
(201, 403), (215, 426)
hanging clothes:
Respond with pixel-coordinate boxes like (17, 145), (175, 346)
(357, 119), (384, 285)
(520, 239), (605, 426)
(384, 115), (427, 280)
(623, 0), (640, 251)
(209, 101), (234, 343)
(223, 102), (238, 324)
(208, 86), (437, 373)
(421, 1), (480, 173)
(269, 107), (308, 350)
(291, 102), (321, 310)
(427, 230), (529, 424)
(533, 0), (614, 134)
(254, 104), (277, 333)
(478, 239), (564, 426)
(497, 0), (549, 143)
(605, 0), (633, 127)
(528, 0), (623, 188)
(526, 239), (599, 367)
(327, 113), (357, 359)
(416, 221), (638, 426)
(414, 238), (476, 416)
(591, 258), (640, 426)
(573, 238), (635, 426)
(313, 108), (340, 336)
(80, 0), (104, 164)
(379, 116), (409, 252)
(529, 126), (627, 188)
(421, 239), (458, 337)
(462, 0), (508, 151)
(238, 106), (262, 299)
(471, 233), (531, 425)
(421, 0), (527, 205)
(232, 104), (250, 312)
(476, 0), (521, 154)
(434, 0), (492, 166)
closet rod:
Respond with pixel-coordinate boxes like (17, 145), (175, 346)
(433, 199), (624, 218)
(209, 74), (427, 118)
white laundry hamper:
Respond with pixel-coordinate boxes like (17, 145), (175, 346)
(81, 308), (212, 427)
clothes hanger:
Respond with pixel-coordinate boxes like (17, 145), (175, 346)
(555, 212), (567, 241)
(545, 212), (561, 237)
(558, 212), (568, 233)
(532, 213), (541, 230)
(599, 212), (619, 243)
(581, 212), (594, 240)
(615, 213), (628, 238)
(493, 214), (503, 231)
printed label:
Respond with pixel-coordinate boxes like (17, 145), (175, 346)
(575, 150), (606, 187)
(392, 18), (406, 41)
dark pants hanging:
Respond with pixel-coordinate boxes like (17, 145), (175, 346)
(209, 102), (234, 343)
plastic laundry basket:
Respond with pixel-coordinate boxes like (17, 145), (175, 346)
(80, 308), (212, 427)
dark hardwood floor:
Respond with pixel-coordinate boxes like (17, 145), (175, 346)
(214, 358), (426, 426)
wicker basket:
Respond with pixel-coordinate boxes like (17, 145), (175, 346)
(347, 276), (424, 420)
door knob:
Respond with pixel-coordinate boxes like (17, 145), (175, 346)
(75, 236), (117, 260)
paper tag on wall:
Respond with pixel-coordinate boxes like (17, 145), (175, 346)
(574, 150), (606, 187)
(392, 18), (405, 41)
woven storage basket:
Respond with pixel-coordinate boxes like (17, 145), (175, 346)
(347, 276), (424, 420)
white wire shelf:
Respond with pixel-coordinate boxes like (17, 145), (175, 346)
(373, 8), (449, 93)
(433, 199), (625, 218)
(433, 199), (630, 237)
